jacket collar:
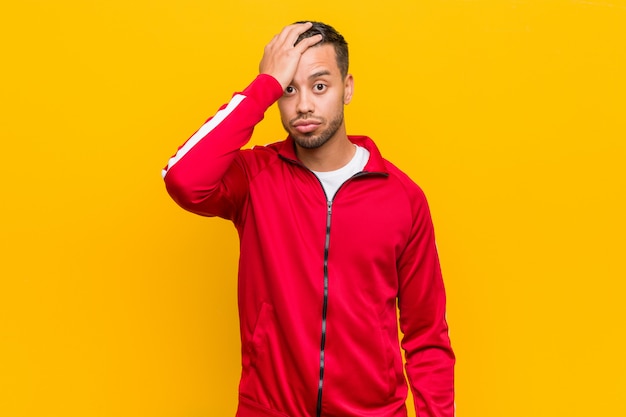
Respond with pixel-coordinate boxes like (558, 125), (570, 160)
(277, 135), (389, 175)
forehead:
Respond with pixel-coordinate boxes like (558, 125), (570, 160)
(295, 44), (340, 77)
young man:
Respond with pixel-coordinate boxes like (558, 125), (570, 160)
(163, 21), (454, 417)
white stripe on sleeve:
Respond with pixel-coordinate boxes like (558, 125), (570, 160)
(162, 93), (247, 178)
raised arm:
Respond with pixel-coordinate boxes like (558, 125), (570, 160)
(162, 23), (322, 218)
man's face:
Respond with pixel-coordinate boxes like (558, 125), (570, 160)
(278, 44), (353, 150)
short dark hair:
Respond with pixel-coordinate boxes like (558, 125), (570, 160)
(294, 21), (349, 79)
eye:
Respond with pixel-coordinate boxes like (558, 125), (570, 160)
(314, 83), (327, 92)
(284, 86), (296, 96)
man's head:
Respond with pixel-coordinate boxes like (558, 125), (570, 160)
(294, 21), (349, 80)
(276, 22), (354, 152)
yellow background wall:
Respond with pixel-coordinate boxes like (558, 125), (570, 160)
(2, 0), (624, 416)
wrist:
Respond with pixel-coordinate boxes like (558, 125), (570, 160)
(243, 74), (285, 107)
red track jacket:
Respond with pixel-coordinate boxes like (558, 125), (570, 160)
(163, 74), (455, 417)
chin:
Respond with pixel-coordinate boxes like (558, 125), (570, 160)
(293, 134), (331, 150)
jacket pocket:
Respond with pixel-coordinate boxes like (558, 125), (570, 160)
(239, 302), (276, 403)
(379, 314), (404, 398)
(243, 302), (273, 368)
(236, 394), (290, 417)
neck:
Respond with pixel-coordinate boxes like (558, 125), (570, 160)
(296, 128), (355, 172)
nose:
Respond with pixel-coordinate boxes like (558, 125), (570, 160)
(296, 90), (314, 115)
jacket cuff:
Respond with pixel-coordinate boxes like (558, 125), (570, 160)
(242, 74), (284, 110)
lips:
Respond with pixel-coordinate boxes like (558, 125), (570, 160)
(292, 119), (321, 133)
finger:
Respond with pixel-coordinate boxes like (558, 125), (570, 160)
(275, 22), (313, 47)
(265, 34), (280, 49)
(293, 33), (323, 53)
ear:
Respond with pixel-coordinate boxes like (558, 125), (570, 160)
(343, 74), (354, 104)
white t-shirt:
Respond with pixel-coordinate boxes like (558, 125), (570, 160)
(312, 145), (370, 200)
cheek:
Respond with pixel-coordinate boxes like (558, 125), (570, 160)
(277, 102), (291, 121)
(323, 95), (344, 117)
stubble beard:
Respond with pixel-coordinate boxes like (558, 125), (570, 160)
(284, 110), (345, 150)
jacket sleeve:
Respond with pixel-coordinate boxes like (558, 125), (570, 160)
(162, 74), (284, 220)
(397, 188), (455, 417)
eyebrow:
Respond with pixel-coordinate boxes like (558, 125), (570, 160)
(309, 70), (332, 79)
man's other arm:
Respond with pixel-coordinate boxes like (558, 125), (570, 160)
(397, 188), (455, 417)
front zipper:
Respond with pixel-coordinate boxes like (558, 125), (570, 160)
(316, 199), (332, 417)
(313, 171), (381, 417)
(277, 151), (388, 416)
